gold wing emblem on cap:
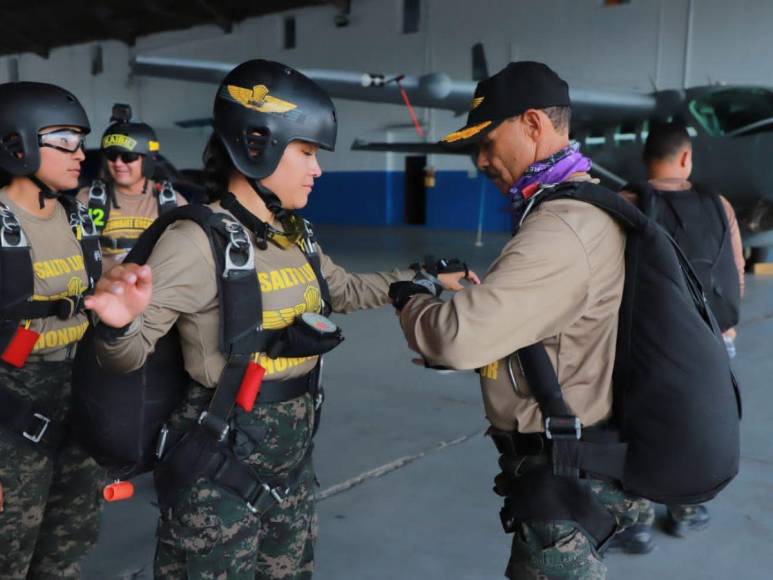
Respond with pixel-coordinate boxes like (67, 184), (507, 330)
(227, 84), (298, 114)
(471, 96), (484, 110)
(441, 120), (492, 143)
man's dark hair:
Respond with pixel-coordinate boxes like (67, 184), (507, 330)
(542, 106), (571, 133)
(643, 122), (691, 164)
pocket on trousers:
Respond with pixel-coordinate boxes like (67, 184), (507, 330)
(528, 524), (605, 578)
(158, 484), (225, 557)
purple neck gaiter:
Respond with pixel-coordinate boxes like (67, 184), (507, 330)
(508, 142), (592, 232)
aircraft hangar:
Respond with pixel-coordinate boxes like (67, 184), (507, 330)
(0, 1), (771, 579)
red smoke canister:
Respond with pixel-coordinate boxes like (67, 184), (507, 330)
(103, 481), (135, 502)
(236, 361), (266, 412)
(1, 326), (40, 368)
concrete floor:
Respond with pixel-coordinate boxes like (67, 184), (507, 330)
(83, 225), (773, 579)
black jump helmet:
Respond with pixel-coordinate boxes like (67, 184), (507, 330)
(0, 81), (90, 176)
(212, 60), (337, 213)
(101, 104), (160, 180)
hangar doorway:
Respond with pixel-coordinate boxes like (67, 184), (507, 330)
(404, 155), (427, 225)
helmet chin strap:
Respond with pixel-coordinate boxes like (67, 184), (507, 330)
(247, 178), (290, 222)
(29, 175), (59, 209)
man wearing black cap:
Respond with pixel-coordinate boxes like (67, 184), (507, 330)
(390, 62), (641, 578)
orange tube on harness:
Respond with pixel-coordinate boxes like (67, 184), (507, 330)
(103, 481), (134, 502)
(1, 325), (40, 368)
(236, 361), (266, 413)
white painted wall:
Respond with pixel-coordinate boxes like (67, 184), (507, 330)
(2, 0), (773, 171)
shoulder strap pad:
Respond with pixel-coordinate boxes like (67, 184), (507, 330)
(124, 204), (216, 267)
(621, 181), (660, 217)
(538, 181), (649, 233)
(298, 218), (332, 316)
(58, 196), (102, 288)
(0, 202), (34, 319)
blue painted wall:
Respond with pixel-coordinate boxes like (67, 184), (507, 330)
(302, 170), (512, 232)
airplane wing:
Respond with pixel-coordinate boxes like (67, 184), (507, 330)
(132, 55), (660, 122)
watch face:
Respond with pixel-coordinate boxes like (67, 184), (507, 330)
(301, 312), (338, 334)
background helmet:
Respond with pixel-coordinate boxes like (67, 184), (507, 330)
(212, 59), (337, 181)
(0, 81), (90, 176)
(101, 104), (160, 180)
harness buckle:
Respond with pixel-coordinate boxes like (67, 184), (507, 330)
(198, 411), (230, 442)
(545, 415), (582, 441)
(23, 412), (50, 444)
(222, 221), (255, 278)
(88, 180), (108, 206)
(0, 205), (27, 248)
(246, 483), (290, 514)
(155, 424), (170, 459)
(158, 181), (177, 206)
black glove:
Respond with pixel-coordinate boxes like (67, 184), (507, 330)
(389, 280), (437, 310)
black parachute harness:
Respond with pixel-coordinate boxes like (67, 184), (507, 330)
(488, 180), (741, 551)
(75, 199), (341, 515)
(87, 178), (179, 252)
(0, 197), (101, 456)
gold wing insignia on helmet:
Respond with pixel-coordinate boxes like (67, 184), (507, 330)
(227, 84), (298, 114)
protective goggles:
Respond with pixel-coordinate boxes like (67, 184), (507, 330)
(104, 150), (142, 163)
(38, 130), (86, 153)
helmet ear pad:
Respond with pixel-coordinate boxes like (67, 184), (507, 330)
(238, 128), (284, 181)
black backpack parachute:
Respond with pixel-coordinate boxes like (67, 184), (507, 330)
(517, 181), (741, 506)
(624, 180), (741, 332)
(71, 201), (337, 483)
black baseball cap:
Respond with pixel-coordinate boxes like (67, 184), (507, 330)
(440, 61), (570, 149)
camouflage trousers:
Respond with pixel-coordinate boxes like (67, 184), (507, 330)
(633, 499), (703, 524)
(506, 478), (644, 580)
(0, 361), (105, 579)
(154, 381), (318, 580)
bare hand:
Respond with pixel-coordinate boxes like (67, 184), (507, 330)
(84, 264), (153, 328)
(438, 269), (481, 291)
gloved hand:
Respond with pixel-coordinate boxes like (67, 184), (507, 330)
(410, 254), (469, 278)
(389, 280), (437, 310)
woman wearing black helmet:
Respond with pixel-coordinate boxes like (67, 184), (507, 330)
(86, 60), (475, 578)
(0, 82), (104, 578)
(77, 105), (187, 272)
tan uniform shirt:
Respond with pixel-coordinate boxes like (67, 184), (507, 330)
(620, 178), (745, 295)
(95, 202), (414, 386)
(0, 190), (90, 361)
(76, 181), (187, 272)
(399, 180), (626, 433)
